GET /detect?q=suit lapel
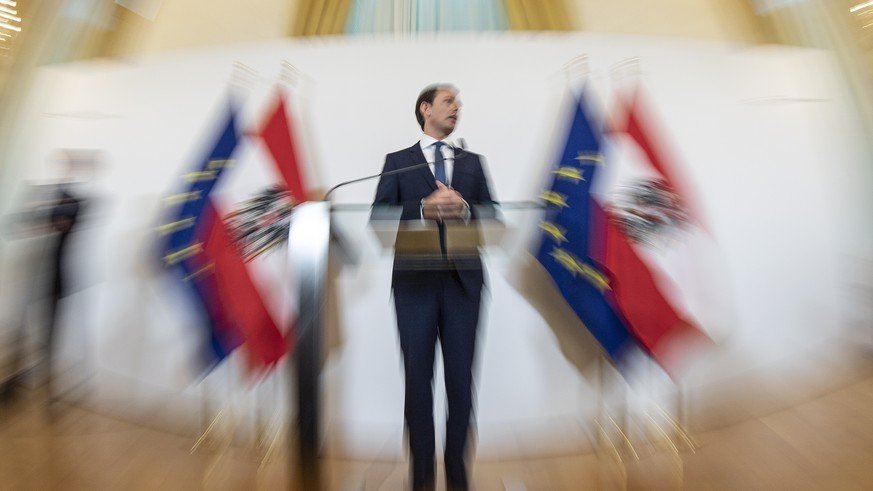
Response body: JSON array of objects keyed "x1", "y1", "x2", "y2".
[{"x1": 408, "y1": 143, "x2": 437, "y2": 192}]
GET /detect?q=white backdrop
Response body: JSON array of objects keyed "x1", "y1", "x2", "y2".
[{"x1": 1, "y1": 33, "x2": 872, "y2": 459}]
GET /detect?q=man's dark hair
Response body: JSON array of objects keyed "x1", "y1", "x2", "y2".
[{"x1": 414, "y1": 83, "x2": 457, "y2": 130}]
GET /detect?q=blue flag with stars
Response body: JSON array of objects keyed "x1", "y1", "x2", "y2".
[
  {"x1": 535, "y1": 93, "x2": 638, "y2": 362},
  {"x1": 160, "y1": 104, "x2": 244, "y2": 368}
]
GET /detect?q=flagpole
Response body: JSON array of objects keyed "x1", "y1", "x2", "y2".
[
  {"x1": 563, "y1": 53, "x2": 589, "y2": 91},
  {"x1": 596, "y1": 352, "x2": 635, "y2": 489}
]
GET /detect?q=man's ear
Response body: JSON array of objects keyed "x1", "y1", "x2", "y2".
[{"x1": 419, "y1": 101, "x2": 430, "y2": 119}]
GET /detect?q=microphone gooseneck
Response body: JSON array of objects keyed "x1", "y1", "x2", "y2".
[{"x1": 322, "y1": 141, "x2": 469, "y2": 201}]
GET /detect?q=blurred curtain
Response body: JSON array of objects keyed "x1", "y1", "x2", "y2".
[
  {"x1": 299, "y1": 0, "x2": 577, "y2": 35},
  {"x1": 344, "y1": 0, "x2": 508, "y2": 34},
  {"x1": 503, "y1": 0, "x2": 572, "y2": 31},
  {"x1": 293, "y1": 0, "x2": 354, "y2": 36}
]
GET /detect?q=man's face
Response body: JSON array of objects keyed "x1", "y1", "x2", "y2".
[{"x1": 422, "y1": 89, "x2": 460, "y2": 138}]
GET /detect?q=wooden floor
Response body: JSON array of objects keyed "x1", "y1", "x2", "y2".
[{"x1": 2, "y1": 375, "x2": 873, "y2": 491}]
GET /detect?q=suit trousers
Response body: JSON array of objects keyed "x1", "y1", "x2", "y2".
[{"x1": 393, "y1": 269, "x2": 481, "y2": 490}]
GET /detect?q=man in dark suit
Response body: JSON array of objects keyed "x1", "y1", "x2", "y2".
[{"x1": 373, "y1": 84, "x2": 495, "y2": 491}]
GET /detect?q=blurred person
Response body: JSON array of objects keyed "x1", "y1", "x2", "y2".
[
  {"x1": 44, "y1": 156, "x2": 87, "y2": 404},
  {"x1": 1, "y1": 150, "x2": 94, "y2": 405},
  {"x1": 0, "y1": 182, "x2": 59, "y2": 401},
  {"x1": 373, "y1": 84, "x2": 496, "y2": 491}
]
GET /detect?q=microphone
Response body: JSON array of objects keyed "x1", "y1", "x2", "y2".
[{"x1": 322, "y1": 141, "x2": 469, "y2": 201}]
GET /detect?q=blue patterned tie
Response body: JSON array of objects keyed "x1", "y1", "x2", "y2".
[
  {"x1": 432, "y1": 141, "x2": 448, "y2": 255},
  {"x1": 433, "y1": 141, "x2": 447, "y2": 185}
]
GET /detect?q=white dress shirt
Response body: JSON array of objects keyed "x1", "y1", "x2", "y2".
[{"x1": 418, "y1": 134, "x2": 470, "y2": 221}]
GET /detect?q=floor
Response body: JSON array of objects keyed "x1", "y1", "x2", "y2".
[{"x1": 1, "y1": 375, "x2": 873, "y2": 491}]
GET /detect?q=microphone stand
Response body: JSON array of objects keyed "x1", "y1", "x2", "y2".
[
  {"x1": 322, "y1": 162, "x2": 431, "y2": 201},
  {"x1": 322, "y1": 143, "x2": 468, "y2": 201}
]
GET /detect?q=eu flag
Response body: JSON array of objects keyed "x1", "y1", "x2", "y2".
[
  {"x1": 160, "y1": 105, "x2": 244, "y2": 370},
  {"x1": 535, "y1": 94, "x2": 637, "y2": 363}
]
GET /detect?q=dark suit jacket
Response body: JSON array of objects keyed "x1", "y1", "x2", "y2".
[{"x1": 372, "y1": 142, "x2": 496, "y2": 295}]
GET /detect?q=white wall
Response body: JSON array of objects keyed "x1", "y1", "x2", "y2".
[{"x1": 1, "y1": 32, "x2": 871, "y2": 459}]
